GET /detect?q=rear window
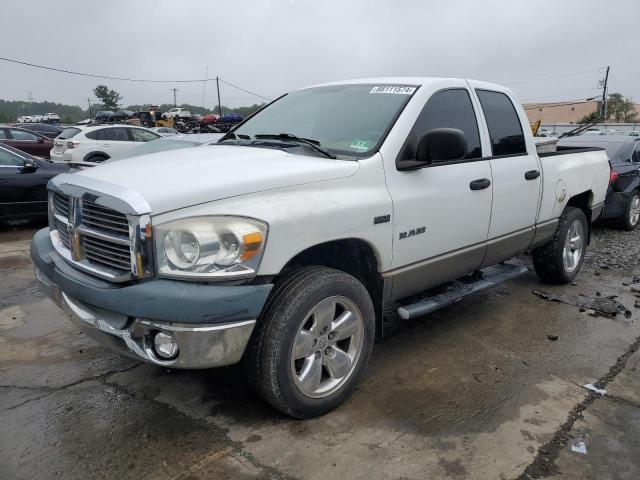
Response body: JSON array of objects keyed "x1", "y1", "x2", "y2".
[
  {"x1": 58, "y1": 128, "x2": 81, "y2": 140},
  {"x1": 476, "y1": 90, "x2": 527, "y2": 156}
]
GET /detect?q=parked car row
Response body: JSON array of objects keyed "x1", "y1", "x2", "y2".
[{"x1": 17, "y1": 113, "x2": 60, "y2": 123}]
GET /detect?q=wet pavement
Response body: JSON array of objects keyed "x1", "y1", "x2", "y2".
[{"x1": 1, "y1": 222, "x2": 639, "y2": 479}]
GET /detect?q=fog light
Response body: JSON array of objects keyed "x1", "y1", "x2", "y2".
[{"x1": 153, "y1": 331, "x2": 179, "y2": 359}]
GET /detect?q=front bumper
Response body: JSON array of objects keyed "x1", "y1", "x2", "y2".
[{"x1": 31, "y1": 228, "x2": 272, "y2": 369}]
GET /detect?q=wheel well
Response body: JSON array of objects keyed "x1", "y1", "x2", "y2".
[
  {"x1": 83, "y1": 151, "x2": 110, "y2": 162},
  {"x1": 278, "y1": 239, "x2": 385, "y2": 338},
  {"x1": 566, "y1": 190, "x2": 593, "y2": 241}
]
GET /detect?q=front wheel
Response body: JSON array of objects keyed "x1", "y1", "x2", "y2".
[
  {"x1": 532, "y1": 206, "x2": 588, "y2": 284},
  {"x1": 245, "y1": 267, "x2": 375, "y2": 418},
  {"x1": 619, "y1": 191, "x2": 640, "y2": 231}
]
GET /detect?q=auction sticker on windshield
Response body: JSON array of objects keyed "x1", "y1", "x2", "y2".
[
  {"x1": 350, "y1": 139, "x2": 373, "y2": 151},
  {"x1": 370, "y1": 86, "x2": 416, "y2": 95}
]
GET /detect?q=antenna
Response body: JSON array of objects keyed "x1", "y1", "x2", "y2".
[{"x1": 200, "y1": 66, "x2": 209, "y2": 109}]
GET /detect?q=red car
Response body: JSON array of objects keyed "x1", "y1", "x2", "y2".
[
  {"x1": 0, "y1": 126, "x2": 54, "y2": 158},
  {"x1": 201, "y1": 114, "x2": 220, "y2": 124}
]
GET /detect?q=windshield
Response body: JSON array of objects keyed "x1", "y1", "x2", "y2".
[
  {"x1": 229, "y1": 84, "x2": 417, "y2": 157},
  {"x1": 58, "y1": 127, "x2": 81, "y2": 139}
]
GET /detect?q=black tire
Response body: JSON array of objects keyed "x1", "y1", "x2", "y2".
[
  {"x1": 532, "y1": 206, "x2": 588, "y2": 284},
  {"x1": 618, "y1": 191, "x2": 640, "y2": 231},
  {"x1": 84, "y1": 154, "x2": 108, "y2": 164},
  {"x1": 244, "y1": 266, "x2": 375, "y2": 418}
]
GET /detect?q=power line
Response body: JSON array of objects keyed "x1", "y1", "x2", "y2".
[
  {"x1": 0, "y1": 56, "x2": 207, "y2": 83},
  {"x1": 507, "y1": 68, "x2": 603, "y2": 86},
  {"x1": 522, "y1": 88, "x2": 601, "y2": 103},
  {"x1": 218, "y1": 78, "x2": 272, "y2": 102},
  {"x1": 0, "y1": 56, "x2": 273, "y2": 101},
  {"x1": 523, "y1": 99, "x2": 599, "y2": 110}
]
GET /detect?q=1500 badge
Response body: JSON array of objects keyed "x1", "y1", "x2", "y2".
[{"x1": 399, "y1": 226, "x2": 426, "y2": 240}]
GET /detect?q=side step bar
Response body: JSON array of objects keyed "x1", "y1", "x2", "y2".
[{"x1": 397, "y1": 262, "x2": 528, "y2": 320}]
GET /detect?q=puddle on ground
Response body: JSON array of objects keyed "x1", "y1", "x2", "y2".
[{"x1": 532, "y1": 290, "x2": 631, "y2": 318}]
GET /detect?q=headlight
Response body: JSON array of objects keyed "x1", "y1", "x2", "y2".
[{"x1": 155, "y1": 216, "x2": 268, "y2": 280}]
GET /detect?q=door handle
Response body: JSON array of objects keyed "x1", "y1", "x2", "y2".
[
  {"x1": 469, "y1": 178, "x2": 491, "y2": 190},
  {"x1": 525, "y1": 170, "x2": 541, "y2": 180}
]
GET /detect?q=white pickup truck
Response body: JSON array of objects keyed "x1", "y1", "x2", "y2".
[{"x1": 31, "y1": 77, "x2": 610, "y2": 418}]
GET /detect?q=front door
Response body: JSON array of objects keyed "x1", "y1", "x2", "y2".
[
  {"x1": 0, "y1": 150, "x2": 48, "y2": 219},
  {"x1": 384, "y1": 87, "x2": 493, "y2": 299}
]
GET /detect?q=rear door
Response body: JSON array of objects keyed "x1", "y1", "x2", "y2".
[
  {"x1": 384, "y1": 85, "x2": 493, "y2": 299},
  {"x1": 93, "y1": 127, "x2": 135, "y2": 156},
  {"x1": 471, "y1": 86, "x2": 542, "y2": 266}
]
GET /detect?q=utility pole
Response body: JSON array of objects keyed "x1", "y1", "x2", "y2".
[
  {"x1": 216, "y1": 77, "x2": 222, "y2": 119},
  {"x1": 171, "y1": 88, "x2": 178, "y2": 107},
  {"x1": 601, "y1": 66, "x2": 610, "y2": 120},
  {"x1": 87, "y1": 98, "x2": 92, "y2": 118}
]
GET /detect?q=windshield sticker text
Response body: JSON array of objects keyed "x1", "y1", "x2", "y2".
[
  {"x1": 350, "y1": 139, "x2": 373, "y2": 151},
  {"x1": 370, "y1": 86, "x2": 416, "y2": 95}
]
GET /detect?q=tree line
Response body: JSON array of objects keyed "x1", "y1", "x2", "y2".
[
  {"x1": 0, "y1": 84, "x2": 266, "y2": 123},
  {"x1": 577, "y1": 93, "x2": 638, "y2": 124}
]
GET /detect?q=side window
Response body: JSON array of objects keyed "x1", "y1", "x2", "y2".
[
  {"x1": 0, "y1": 129, "x2": 7, "y2": 139},
  {"x1": 85, "y1": 130, "x2": 100, "y2": 140},
  {"x1": 633, "y1": 142, "x2": 640, "y2": 163},
  {"x1": 476, "y1": 90, "x2": 527, "y2": 156},
  {"x1": 398, "y1": 89, "x2": 482, "y2": 163},
  {"x1": 130, "y1": 129, "x2": 159, "y2": 142},
  {"x1": 112, "y1": 128, "x2": 131, "y2": 141},
  {"x1": 9, "y1": 129, "x2": 39, "y2": 141},
  {"x1": 0, "y1": 148, "x2": 25, "y2": 166},
  {"x1": 90, "y1": 128, "x2": 128, "y2": 141}
]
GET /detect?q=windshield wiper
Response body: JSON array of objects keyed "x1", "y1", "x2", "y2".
[{"x1": 254, "y1": 133, "x2": 337, "y2": 159}]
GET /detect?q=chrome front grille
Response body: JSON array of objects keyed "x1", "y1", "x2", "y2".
[
  {"x1": 81, "y1": 201, "x2": 130, "y2": 236},
  {"x1": 52, "y1": 192, "x2": 70, "y2": 218},
  {"x1": 47, "y1": 188, "x2": 153, "y2": 282},
  {"x1": 82, "y1": 235, "x2": 132, "y2": 271}
]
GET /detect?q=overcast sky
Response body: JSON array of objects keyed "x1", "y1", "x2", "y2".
[{"x1": 1, "y1": 0, "x2": 636, "y2": 109}]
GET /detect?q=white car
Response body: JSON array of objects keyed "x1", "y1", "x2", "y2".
[
  {"x1": 33, "y1": 77, "x2": 609, "y2": 418},
  {"x1": 163, "y1": 107, "x2": 191, "y2": 119},
  {"x1": 43, "y1": 113, "x2": 60, "y2": 123},
  {"x1": 49, "y1": 125, "x2": 161, "y2": 166},
  {"x1": 150, "y1": 127, "x2": 179, "y2": 136}
]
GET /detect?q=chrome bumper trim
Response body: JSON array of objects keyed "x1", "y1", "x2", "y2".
[{"x1": 37, "y1": 268, "x2": 256, "y2": 369}]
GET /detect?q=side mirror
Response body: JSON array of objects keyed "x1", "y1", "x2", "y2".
[
  {"x1": 397, "y1": 128, "x2": 469, "y2": 171},
  {"x1": 37, "y1": 138, "x2": 44, "y2": 143},
  {"x1": 23, "y1": 158, "x2": 39, "y2": 171}
]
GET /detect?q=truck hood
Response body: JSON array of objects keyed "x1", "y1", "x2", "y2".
[{"x1": 75, "y1": 145, "x2": 359, "y2": 213}]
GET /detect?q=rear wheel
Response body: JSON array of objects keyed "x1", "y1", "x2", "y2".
[
  {"x1": 619, "y1": 191, "x2": 640, "y2": 231},
  {"x1": 84, "y1": 154, "x2": 108, "y2": 164},
  {"x1": 245, "y1": 267, "x2": 375, "y2": 418},
  {"x1": 533, "y1": 207, "x2": 588, "y2": 284}
]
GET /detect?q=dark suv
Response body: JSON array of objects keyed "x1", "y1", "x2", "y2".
[{"x1": 559, "y1": 135, "x2": 640, "y2": 230}]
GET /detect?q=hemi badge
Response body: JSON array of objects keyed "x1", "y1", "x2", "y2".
[{"x1": 374, "y1": 214, "x2": 391, "y2": 225}]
